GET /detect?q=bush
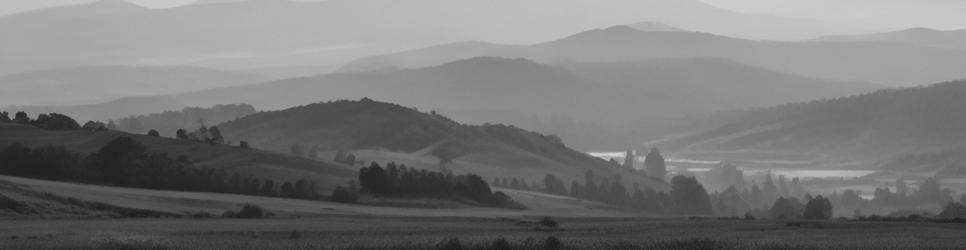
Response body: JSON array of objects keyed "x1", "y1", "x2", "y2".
[
  {"x1": 490, "y1": 237, "x2": 511, "y2": 250},
  {"x1": 544, "y1": 236, "x2": 562, "y2": 250},
  {"x1": 539, "y1": 216, "x2": 558, "y2": 228},
  {"x1": 223, "y1": 204, "x2": 266, "y2": 219}
]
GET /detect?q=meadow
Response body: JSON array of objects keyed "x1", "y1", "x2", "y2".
[{"x1": 2, "y1": 215, "x2": 966, "y2": 249}]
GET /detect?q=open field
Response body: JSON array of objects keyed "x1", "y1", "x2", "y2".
[
  {"x1": 2, "y1": 216, "x2": 966, "y2": 249},
  {"x1": 0, "y1": 175, "x2": 642, "y2": 218}
]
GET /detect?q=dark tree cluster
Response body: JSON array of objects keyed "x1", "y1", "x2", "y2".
[
  {"x1": 831, "y1": 177, "x2": 953, "y2": 214},
  {"x1": 0, "y1": 111, "x2": 80, "y2": 130},
  {"x1": 112, "y1": 104, "x2": 255, "y2": 135},
  {"x1": 355, "y1": 162, "x2": 523, "y2": 209},
  {"x1": 174, "y1": 125, "x2": 225, "y2": 145},
  {"x1": 552, "y1": 170, "x2": 676, "y2": 214},
  {"x1": 0, "y1": 137, "x2": 319, "y2": 201}
]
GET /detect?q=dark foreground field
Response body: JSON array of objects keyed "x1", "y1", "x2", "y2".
[{"x1": 1, "y1": 216, "x2": 965, "y2": 250}]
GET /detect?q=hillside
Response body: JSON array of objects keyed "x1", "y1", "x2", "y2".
[
  {"x1": 659, "y1": 80, "x2": 966, "y2": 174},
  {"x1": 0, "y1": 65, "x2": 269, "y2": 107},
  {"x1": 22, "y1": 57, "x2": 878, "y2": 150},
  {"x1": 0, "y1": 122, "x2": 357, "y2": 193},
  {"x1": 216, "y1": 98, "x2": 668, "y2": 191},
  {"x1": 344, "y1": 25, "x2": 966, "y2": 86},
  {"x1": 819, "y1": 27, "x2": 966, "y2": 51},
  {"x1": 0, "y1": 0, "x2": 853, "y2": 75},
  {"x1": 111, "y1": 103, "x2": 256, "y2": 136}
]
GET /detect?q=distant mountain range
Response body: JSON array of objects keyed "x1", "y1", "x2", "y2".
[
  {"x1": 344, "y1": 25, "x2": 966, "y2": 87},
  {"x1": 818, "y1": 27, "x2": 966, "y2": 51},
  {"x1": 0, "y1": 66, "x2": 268, "y2": 107},
  {"x1": 0, "y1": 0, "x2": 855, "y2": 76},
  {"x1": 216, "y1": 98, "x2": 667, "y2": 190},
  {"x1": 660, "y1": 80, "x2": 966, "y2": 175},
  {"x1": 11, "y1": 57, "x2": 879, "y2": 150}
]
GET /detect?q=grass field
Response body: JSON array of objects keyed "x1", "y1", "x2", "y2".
[{"x1": 2, "y1": 216, "x2": 966, "y2": 249}]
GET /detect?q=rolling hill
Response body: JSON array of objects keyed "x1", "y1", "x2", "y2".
[
  {"x1": 12, "y1": 57, "x2": 879, "y2": 150},
  {"x1": 0, "y1": 0, "x2": 853, "y2": 76},
  {"x1": 819, "y1": 27, "x2": 966, "y2": 51},
  {"x1": 215, "y1": 98, "x2": 668, "y2": 191},
  {"x1": 0, "y1": 122, "x2": 357, "y2": 193},
  {"x1": 0, "y1": 65, "x2": 269, "y2": 107},
  {"x1": 659, "y1": 80, "x2": 966, "y2": 175},
  {"x1": 343, "y1": 25, "x2": 966, "y2": 86}
]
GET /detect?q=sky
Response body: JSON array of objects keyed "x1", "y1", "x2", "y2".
[{"x1": 1, "y1": 0, "x2": 964, "y2": 31}]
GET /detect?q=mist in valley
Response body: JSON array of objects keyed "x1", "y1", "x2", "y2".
[{"x1": 3, "y1": 0, "x2": 966, "y2": 249}]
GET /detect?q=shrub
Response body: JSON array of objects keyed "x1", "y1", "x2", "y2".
[
  {"x1": 544, "y1": 236, "x2": 562, "y2": 250},
  {"x1": 539, "y1": 216, "x2": 558, "y2": 228},
  {"x1": 331, "y1": 186, "x2": 356, "y2": 203},
  {"x1": 223, "y1": 204, "x2": 265, "y2": 218},
  {"x1": 490, "y1": 237, "x2": 511, "y2": 250}
]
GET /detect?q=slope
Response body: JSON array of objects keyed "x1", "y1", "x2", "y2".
[
  {"x1": 659, "y1": 80, "x2": 966, "y2": 174},
  {"x1": 0, "y1": 122, "x2": 357, "y2": 193},
  {"x1": 818, "y1": 27, "x2": 966, "y2": 51},
  {"x1": 13, "y1": 57, "x2": 879, "y2": 150},
  {"x1": 0, "y1": 65, "x2": 269, "y2": 107},
  {"x1": 344, "y1": 26, "x2": 966, "y2": 86},
  {"x1": 215, "y1": 98, "x2": 668, "y2": 191}
]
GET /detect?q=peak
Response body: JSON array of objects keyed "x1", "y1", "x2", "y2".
[
  {"x1": 629, "y1": 21, "x2": 686, "y2": 32},
  {"x1": 438, "y1": 57, "x2": 541, "y2": 68}
]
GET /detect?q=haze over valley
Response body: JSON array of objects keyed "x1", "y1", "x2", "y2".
[{"x1": 3, "y1": 1, "x2": 966, "y2": 249}]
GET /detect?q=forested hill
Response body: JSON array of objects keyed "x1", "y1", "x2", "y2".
[
  {"x1": 217, "y1": 98, "x2": 667, "y2": 190},
  {"x1": 662, "y1": 80, "x2": 966, "y2": 174}
]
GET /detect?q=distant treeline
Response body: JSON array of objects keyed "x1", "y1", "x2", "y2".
[
  {"x1": 112, "y1": 104, "x2": 255, "y2": 136},
  {"x1": 0, "y1": 137, "x2": 320, "y2": 200},
  {"x1": 1, "y1": 111, "x2": 81, "y2": 130},
  {"x1": 349, "y1": 162, "x2": 524, "y2": 209}
]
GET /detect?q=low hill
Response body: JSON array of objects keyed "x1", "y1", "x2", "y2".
[
  {"x1": 216, "y1": 98, "x2": 667, "y2": 191},
  {"x1": 818, "y1": 27, "x2": 966, "y2": 51},
  {"x1": 0, "y1": 65, "x2": 269, "y2": 107},
  {"x1": 26, "y1": 57, "x2": 878, "y2": 150},
  {"x1": 344, "y1": 25, "x2": 966, "y2": 86},
  {"x1": 0, "y1": 122, "x2": 356, "y2": 193},
  {"x1": 659, "y1": 80, "x2": 966, "y2": 174}
]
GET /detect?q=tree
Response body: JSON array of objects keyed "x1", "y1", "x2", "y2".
[
  {"x1": 670, "y1": 175, "x2": 713, "y2": 215},
  {"x1": 89, "y1": 137, "x2": 147, "y2": 185},
  {"x1": 147, "y1": 129, "x2": 160, "y2": 137},
  {"x1": 0, "y1": 111, "x2": 9, "y2": 122},
  {"x1": 917, "y1": 177, "x2": 945, "y2": 203},
  {"x1": 208, "y1": 126, "x2": 224, "y2": 144},
  {"x1": 644, "y1": 148, "x2": 666, "y2": 181},
  {"x1": 938, "y1": 202, "x2": 966, "y2": 219},
  {"x1": 281, "y1": 182, "x2": 296, "y2": 197},
  {"x1": 895, "y1": 178, "x2": 908, "y2": 198},
  {"x1": 622, "y1": 150, "x2": 635, "y2": 169},
  {"x1": 106, "y1": 120, "x2": 117, "y2": 130},
  {"x1": 308, "y1": 145, "x2": 319, "y2": 159},
  {"x1": 569, "y1": 180, "x2": 582, "y2": 198},
  {"x1": 769, "y1": 197, "x2": 804, "y2": 220},
  {"x1": 239, "y1": 141, "x2": 251, "y2": 149},
  {"x1": 331, "y1": 186, "x2": 355, "y2": 203},
  {"x1": 803, "y1": 195, "x2": 833, "y2": 220},
  {"x1": 176, "y1": 129, "x2": 189, "y2": 140},
  {"x1": 82, "y1": 121, "x2": 106, "y2": 131},
  {"x1": 32, "y1": 113, "x2": 80, "y2": 130},
  {"x1": 13, "y1": 112, "x2": 29, "y2": 124}
]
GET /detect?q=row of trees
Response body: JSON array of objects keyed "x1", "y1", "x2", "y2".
[
  {"x1": 0, "y1": 111, "x2": 81, "y2": 130},
  {"x1": 353, "y1": 162, "x2": 523, "y2": 209},
  {"x1": 0, "y1": 137, "x2": 318, "y2": 200}
]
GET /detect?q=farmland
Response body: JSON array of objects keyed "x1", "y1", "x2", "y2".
[{"x1": 2, "y1": 216, "x2": 966, "y2": 249}]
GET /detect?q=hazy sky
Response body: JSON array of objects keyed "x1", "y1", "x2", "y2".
[{"x1": 1, "y1": 0, "x2": 964, "y2": 31}]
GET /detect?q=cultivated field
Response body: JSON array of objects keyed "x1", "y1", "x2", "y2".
[{"x1": 2, "y1": 216, "x2": 966, "y2": 249}]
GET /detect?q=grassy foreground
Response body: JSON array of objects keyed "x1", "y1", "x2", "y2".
[{"x1": 1, "y1": 216, "x2": 965, "y2": 249}]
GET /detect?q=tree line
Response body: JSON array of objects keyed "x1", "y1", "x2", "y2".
[
  {"x1": 0, "y1": 136, "x2": 320, "y2": 200},
  {"x1": 344, "y1": 162, "x2": 524, "y2": 209}
]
